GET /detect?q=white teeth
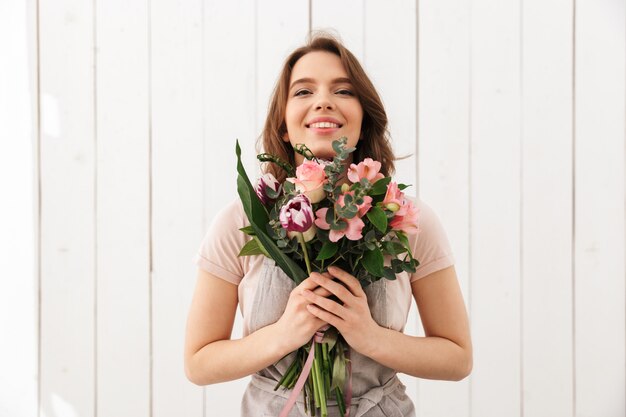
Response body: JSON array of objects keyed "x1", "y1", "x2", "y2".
[{"x1": 309, "y1": 122, "x2": 340, "y2": 128}]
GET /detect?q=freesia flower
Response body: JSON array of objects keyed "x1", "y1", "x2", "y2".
[
  {"x1": 347, "y1": 158, "x2": 384, "y2": 184},
  {"x1": 279, "y1": 194, "x2": 316, "y2": 242},
  {"x1": 255, "y1": 173, "x2": 281, "y2": 205},
  {"x1": 382, "y1": 181, "x2": 403, "y2": 212},
  {"x1": 389, "y1": 199, "x2": 420, "y2": 235},
  {"x1": 286, "y1": 159, "x2": 328, "y2": 203},
  {"x1": 314, "y1": 207, "x2": 366, "y2": 242}
]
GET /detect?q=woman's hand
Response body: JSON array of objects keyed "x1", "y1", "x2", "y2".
[
  {"x1": 301, "y1": 266, "x2": 381, "y2": 355},
  {"x1": 274, "y1": 277, "x2": 333, "y2": 352}
]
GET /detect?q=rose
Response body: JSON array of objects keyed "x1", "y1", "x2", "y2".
[
  {"x1": 286, "y1": 159, "x2": 328, "y2": 203},
  {"x1": 279, "y1": 194, "x2": 317, "y2": 242},
  {"x1": 389, "y1": 199, "x2": 420, "y2": 235},
  {"x1": 347, "y1": 158, "x2": 384, "y2": 184},
  {"x1": 255, "y1": 173, "x2": 282, "y2": 205}
]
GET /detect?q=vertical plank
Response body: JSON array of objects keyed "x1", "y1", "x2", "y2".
[
  {"x1": 522, "y1": 1, "x2": 574, "y2": 416},
  {"x1": 363, "y1": 0, "x2": 421, "y2": 408},
  {"x1": 417, "y1": 0, "x2": 471, "y2": 415},
  {"x1": 95, "y1": 1, "x2": 150, "y2": 416},
  {"x1": 201, "y1": 0, "x2": 259, "y2": 415},
  {"x1": 470, "y1": 0, "x2": 522, "y2": 416},
  {"x1": 151, "y1": 0, "x2": 205, "y2": 416},
  {"x1": 311, "y1": 0, "x2": 364, "y2": 61},
  {"x1": 39, "y1": 1, "x2": 96, "y2": 416},
  {"x1": 575, "y1": 0, "x2": 626, "y2": 415},
  {"x1": 0, "y1": 0, "x2": 39, "y2": 416}
]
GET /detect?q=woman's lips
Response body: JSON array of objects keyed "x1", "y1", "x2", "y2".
[{"x1": 307, "y1": 126, "x2": 341, "y2": 135}]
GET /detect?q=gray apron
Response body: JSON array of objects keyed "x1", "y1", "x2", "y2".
[{"x1": 241, "y1": 258, "x2": 416, "y2": 417}]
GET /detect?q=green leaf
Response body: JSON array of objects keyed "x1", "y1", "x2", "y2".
[
  {"x1": 382, "y1": 267, "x2": 397, "y2": 280},
  {"x1": 366, "y1": 206, "x2": 387, "y2": 233},
  {"x1": 238, "y1": 237, "x2": 269, "y2": 257},
  {"x1": 239, "y1": 225, "x2": 255, "y2": 236},
  {"x1": 236, "y1": 141, "x2": 308, "y2": 284},
  {"x1": 370, "y1": 176, "x2": 392, "y2": 195},
  {"x1": 316, "y1": 242, "x2": 338, "y2": 261},
  {"x1": 362, "y1": 246, "x2": 384, "y2": 277},
  {"x1": 398, "y1": 183, "x2": 410, "y2": 190}
]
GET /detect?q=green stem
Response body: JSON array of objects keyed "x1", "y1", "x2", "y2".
[{"x1": 299, "y1": 233, "x2": 312, "y2": 275}]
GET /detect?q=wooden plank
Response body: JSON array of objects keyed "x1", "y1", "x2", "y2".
[
  {"x1": 151, "y1": 0, "x2": 205, "y2": 416},
  {"x1": 416, "y1": 0, "x2": 471, "y2": 414},
  {"x1": 38, "y1": 1, "x2": 96, "y2": 416},
  {"x1": 470, "y1": 0, "x2": 522, "y2": 416},
  {"x1": 95, "y1": 1, "x2": 150, "y2": 416},
  {"x1": 575, "y1": 0, "x2": 626, "y2": 415},
  {"x1": 0, "y1": 1, "x2": 39, "y2": 416},
  {"x1": 201, "y1": 0, "x2": 265, "y2": 414},
  {"x1": 311, "y1": 0, "x2": 364, "y2": 61},
  {"x1": 521, "y1": 1, "x2": 574, "y2": 416},
  {"x1": 362, "y1": 0, "x2": 421, "y2": 408}
]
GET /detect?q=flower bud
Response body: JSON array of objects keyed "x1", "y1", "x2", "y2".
[
  {"x1": 255, "y1": 173, "x2": 281, "y2": 205},
  {"x1": 385, "y1": 202, "x2": 400, "y2": 212},
  {"x1": 341, "y1": 183, "x2": 350, "y2": 193},
  {"x1": 279, "y1": 194, "x2": 315, "y2": 235}
]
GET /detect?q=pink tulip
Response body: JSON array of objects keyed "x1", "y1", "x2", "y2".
[
  {"x1": 347, "y1": 158, "x2": 384, "y2": 184},
  {"x1": 279, "y1": 195, "x2": 316, "y2": 241}
]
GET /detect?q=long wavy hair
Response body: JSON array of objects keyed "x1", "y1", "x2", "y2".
[{"x1": 259, "y1": 31, "x2": 396, "y2": 183}]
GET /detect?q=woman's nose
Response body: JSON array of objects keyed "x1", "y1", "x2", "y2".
[{"x1": 314, "y1": 92, "x2": 334, "y2": 110}]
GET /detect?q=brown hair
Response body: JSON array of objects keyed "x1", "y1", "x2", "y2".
[{"x1": 259, "y1": 31, "x2": 396, "y2": 183}]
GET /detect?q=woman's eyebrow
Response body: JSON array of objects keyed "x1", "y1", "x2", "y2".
[{"x1": 289, "y1": 77, "x2": 352, "y2": 90}]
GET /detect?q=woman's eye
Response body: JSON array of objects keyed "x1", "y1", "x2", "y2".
[
  {"x1": 336, "y1": 89, "x2": 354, "y2": 96},
  {"x1": 294, "y1": 89, "x2": 311, "y2": 96}
]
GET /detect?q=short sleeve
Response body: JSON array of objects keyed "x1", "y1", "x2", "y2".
[
  {"x1": 409, "y1": 198, "x2": 455, "y2": 282},
  {"x1": 192, "y1": 199, "x2": 248, "y2": 285}
]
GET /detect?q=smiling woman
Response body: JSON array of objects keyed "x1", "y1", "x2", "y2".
[{"x1": 184, "y1": 32, "x2": 472, "y2": 417}]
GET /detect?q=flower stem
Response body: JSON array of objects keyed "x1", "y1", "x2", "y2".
[{"x1": 298, "y1": 233, "x2": 312, "y2": 275}]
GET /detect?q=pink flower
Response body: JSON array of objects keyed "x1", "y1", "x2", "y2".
[
  {"x1": 315, "y1": 207, "x2": 366, "y2": 242},
  {"x1": 286, "y1": 159, "x2": 328, "y2": 203},
  {"x1": 255, "y1": 173, "x2": 281, "y2": 205},
  {"x1": 389, "y1": 199, "x2": 420, "y2": 235},
  {"x1": 279, "y1": 195, "x2": 316, "y2": 241},
  {"x1": 347, "y1": 158, "x2": 384, "y2": 184},
  {"x1": 382, "y1": 182, "x2": 404, "y2": 212},
  {"x1": 337, "y1": 192, "x2": 373, "y2": 217}
]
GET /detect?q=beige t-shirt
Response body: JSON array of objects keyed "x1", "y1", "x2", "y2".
[{"x1": 193, "y1": 197, "x2": 455, "y2": 336}]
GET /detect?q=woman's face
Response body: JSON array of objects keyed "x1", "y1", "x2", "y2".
[{"x1": 284, "y1": 51, "x2": 363, "y2": 165}]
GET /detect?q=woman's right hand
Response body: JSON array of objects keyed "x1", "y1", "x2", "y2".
[{"x1": 274, "y1": 273, "x2": 332, "y2": 351}]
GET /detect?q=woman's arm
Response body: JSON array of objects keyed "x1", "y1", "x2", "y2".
[
  {"x1": 302, "y1": 265, "x2": 472, "y2": 381},
  {"x1": 184, "y1": 268, "x2": 331, "y2": 386}
]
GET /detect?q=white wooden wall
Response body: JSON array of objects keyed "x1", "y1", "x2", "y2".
[{"x1": 1, "y1": 0, "x2": 625, "y2": 416}]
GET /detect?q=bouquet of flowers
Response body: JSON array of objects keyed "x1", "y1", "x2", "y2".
[{"x1": 235, "y1": 137, "x2": 420, "y2": 417}]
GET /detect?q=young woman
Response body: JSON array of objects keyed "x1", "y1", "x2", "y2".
[{"x1": 185, "y1": 33, "x2": 472, "y2": 417}]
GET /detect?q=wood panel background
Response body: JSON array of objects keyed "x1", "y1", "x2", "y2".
[{"x1": 1, "y1": 0, "x2": 624, "y2": 416}]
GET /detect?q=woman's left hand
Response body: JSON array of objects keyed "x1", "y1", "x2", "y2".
[{"x1": 301, "y1": 265, "x2": 380, "y2": 355}]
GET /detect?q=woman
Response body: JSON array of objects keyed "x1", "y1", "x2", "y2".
[{"x1": 185, "y1": 32, "x2": 472, "y2": 417}]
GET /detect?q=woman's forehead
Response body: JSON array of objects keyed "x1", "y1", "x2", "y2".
[{"x1": 290, "y1": 51, "x2": 349, "y2": 82}]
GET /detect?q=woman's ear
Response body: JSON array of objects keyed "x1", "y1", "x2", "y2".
[{"x1": 282, "y1": 131, "x2": 290, "y2": 142}]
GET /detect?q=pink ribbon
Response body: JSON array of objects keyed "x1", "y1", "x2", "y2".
[{"x1": 278, "y1": 332, "x2": 352, "y2": 417}]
